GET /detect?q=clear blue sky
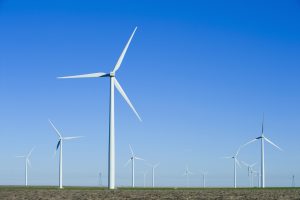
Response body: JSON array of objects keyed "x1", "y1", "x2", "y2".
[{"x1": 1, "y1": 0, "x2": 300, "y2": 187}]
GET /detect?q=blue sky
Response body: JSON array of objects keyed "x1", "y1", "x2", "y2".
[{"x1": 1, "y1": 0, "x2": 300, "y2": 187}]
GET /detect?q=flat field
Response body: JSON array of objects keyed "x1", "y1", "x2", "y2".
[{"x1": 0, "y1": 187, "x2": 299, "y2": 200}]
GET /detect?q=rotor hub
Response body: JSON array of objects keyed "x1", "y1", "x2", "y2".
[{"x1": 110, "y1": 72, "x2": 115, "y2": 77}]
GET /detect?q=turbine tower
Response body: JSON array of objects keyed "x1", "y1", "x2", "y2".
[
  {"x1": 184, "y1": 166, "x2": 193, "y2": 187},
  {"x1": 253, "y1": 170, "x2": 261, "y2": 187},
  {"x1": 242, "y1": 161, "x2": 256, "y2": 187},
  {"x1": 124, "y1": 144, "x2": 145, "y2": 187},
  {"x1": 223, "y1": 147, "x2": 241, "y2": 188},
  {"x1": 58, "y1": 27, "x2": 141, "y2": 189},
  {"x1": 142, "y1": 171, "x2": 148, "y2": 187},
  {"x1": 201, "y1": 171, "x2": 207, "y2": 188},
  {"x1": 17, "y1": 147, "x2": 34, "y2": 186},
  {"x1": 292, "y1": 175, "x2": 295, "y2": 187},
  {"x1": 148, "y1": 163, "x2": 159, "y2": 188},
  {"x1": 243, "y1": 114, "x2": 282, "y2": 188},
  {"x1": 49, "y1": 119, "x2": 82, "y2": 189}
]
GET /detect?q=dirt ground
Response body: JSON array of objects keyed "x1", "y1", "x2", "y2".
[{"x1": 0, "y1": 187, "x2": 300, "y2": 200}]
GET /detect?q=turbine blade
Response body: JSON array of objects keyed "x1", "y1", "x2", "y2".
[
  {"x1": 124, "y1": 159, "x2": 131, "y2": 167},
  {"x1": 16, "y1": 156, "x2": 25, "y2": 158},
  {"x1": 154, "y1": 163, "x2": 160, "y2": 168},
  {"x1": 27, "y1": 159, "x2": 32, "y2": 167},
  {"x1": 235, "y1": 158, "x2": 241, "y2": 168},
  {"x1": 241, "y1": 161, "x2": 249, "y2": 167},
  {"x1": 63, "y1": 136, "x2": 83, "y2": 140},
  {"x1": 58, "y1": 72, "x2": 107, "y2": 79},
  {"x1": 250, "y1": 163, "x2": 256, "y2": 168},
  {"x1": 27, "y1": 147, "x2": 35, "y2": 158},
  {"x1": 135, "y1": 156, "x2": 145, "y2": 161},
  {"x1": 114, "y1": 78, "x2": 142, "y2": 121},
  {"x1": 129, "y1": 144, "x2": 134, "y2": 156},
  {"x1": 262, "y1": 113, "x2": 265, "y2": 135},
  {"x1": 264, "y1": 137, "x2": 283, "y2": 151},
  {"x1": 112, "y1": 27, "x2": 137, "y2": 73},
  {"x1": 49, "y1": 119, "x2": 63, "y2": 138},
  {"x1": 242, "y1": 138, "x2": 258, "y2": 148},
  {"x1": 56, "y1": 140, "x2": 61, "y2": 150},
  {"x1": 222, "y1": 156, "x2": 232, "y2": 159}
]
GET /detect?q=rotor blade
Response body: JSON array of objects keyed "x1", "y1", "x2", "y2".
[
  {"x1": 242, "y1": 138, "x2": 258, "y2": 148},
  {"x1": 56, "y1": 140, "x2": 61, "y2": 150},
  {"x1": 262, "y1": 113, "x2": 265, "y2": 135},
  {"x1": 63, "y1": 136, "x2": 83, "y2": 140},
  {"x1": 58, "y1": 72, "x2": 107, "y2": 79},
  {"x1": 112, "y1": 27, "x2": 137, "y2": 73},
  {"x1": 49, "y1": 119, "x2": 63, "y2": 138},
  {"x1": 264, "y1": 137, "x2": 283, "y2": 151},
  {"x1": 250, "y1": 163, "x2": 257, "y2": 168},
  {"x1": 16, "y1": 156, "x2": 25, "y2": 158},
  {"x1": 235, "y1": 145, "x2": 243, "y2": 156},
  {"x1": 135, "y1": 156, "x2": 145, "y2": 161},
  {"x1": 27, "y1": 147, "x2": 35, "y2": 158},
  {"x1": 27, "y1": 159, "x2": 32, "y2": 167},
  {"x1": 241, "y1": 161, "x2": 249, "y2": 167},
  {"x1": 235, "y1": 158, "x2": 241, "y2": 168},
  {"x1": 129, "y1": 144, "x2": 134, "y2": 156},
  {"x1": 124, "y1": 159, "x2": 131, "y2": 167},
  {"x1": 154, "y1": 163, "x2": 160, "y2": 168},
  {"x1": 114, "y1": 78, "x2": 142, "y2": 121},
  {"x1": 222, "y1": 156, "x2": 232, "y2": 159}
]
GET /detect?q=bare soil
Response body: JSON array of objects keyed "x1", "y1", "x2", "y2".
[{"x1": 0, "y1": 187, "x2": 300, "y2": 200}]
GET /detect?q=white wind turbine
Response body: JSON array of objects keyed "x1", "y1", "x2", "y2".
[
  {"x1": 142, "y1": 170, "x2": 148, "y2": 187},
  {"x1": 243, "y1": 115, "x2": 282, "y2": 188},
  {"x1": 223, "y1": 147, "x2": 241, "y2": 188},
  {"x1": 58, "y1": 27, "x2": 141, "y2": 189},
  {"x1": 49, "y1": 119, "x2": 82, "y2": 189},
  {"x1": 241, "y1": 161, "x2": 256, "y2": 187},
  {"x1": 184, "y1": 166, "x2": 193, "y2": 187},
  {"x1": 201, "y1": 171, "x2": 207, "y2": 188},
  {"x1": 148, "y1": 162, "x2": 159, "y2": 188},
  {"x1": 124, "y1": 144, "x2": 145, "y2": 187},
  {"x1": 253, "y1": 170, "x2": 260, "y2": 187},
  {"x1": 16, "y1": 147, "x2": 34, "y2": 186}
]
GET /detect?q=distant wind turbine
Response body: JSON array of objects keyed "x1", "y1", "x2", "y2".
[
  {"x1": 124, "y1": 144, "x2": 145, "y2": 187},
  {"x1": 243, "y1": 114, "x2": 282, "y2": 188},
  {"x1": 241, "y1": 161, "x2": 256, "y2": 187},
  {"x1": 58, "y1": 27, "x2": 141, "y2": 190},
  {"x1": 223, "y1": 147, "x2": 242, "y2": 188},
  {"x1": 148, "y1": 163, "x2": 159, "y2": 188},
  {"x1": 49, "y1": 119, "x2": 83, "y2": 189},
  {"x1": 142, "y1": 171, "x2": 148, "y2": 187},
  {"x1": 16, "y1": 147, "x2": 34, "y2": 186},
  {"x1": 201, "y1": 171, "x2": 207, "y2": 188},
  {"x1": 184, "y1": 166, "x2": 193, "y2": 187},
  {"x1": 253, "y1": 170, "x2": 260, "y2": 187},
  {"x1": 292, "y1": 175, "x2": 295, "y2": 187}
]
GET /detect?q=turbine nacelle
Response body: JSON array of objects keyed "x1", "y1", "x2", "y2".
[{"x1": 109, "y1": 72, "x2": 115, "y2": 77}]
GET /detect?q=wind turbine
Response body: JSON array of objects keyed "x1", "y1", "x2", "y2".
[
  {"x1": 148, "y1": 162, "x2": 159, "y2": 188},
  {"x1": 16, "y1": 147, "x2": 34, "y2": 186},
  {"x1": 292, "y1": 175, "x2": 295, "y2": 187},
  {"x1": 184, "y1": 166, "x2": 193, "y2": 187},
  {"x1": 58, "y1": 27, "x2": 141, "y2": 190},
  {"x1": 98, "y1": 172, "x2": 102, "y2": 186},
  {"x1": 223, "y1": 147, "x2": 241, "y2": 188},
  {"x1": 201, "y1": 171, "x2": 207, "y2": 188},
  {"x1": 124, "y1": 144, "x2": 145, "y2": 187},
  {"x1": 243, "y1": 114, "x2": 282, "y2": 188},
  {"x1": 253, "y1": 170, "x2": 260, "y2": 187},
  {"x1": 142, "y1": 171, "x2": 148, "y2": 187},
  {"x1": 49, "y1": 119, "x2": 83, "y2": 189},
  {"x1": 241, "y1": 161, "x2": 256, "y2": 187}
]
